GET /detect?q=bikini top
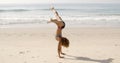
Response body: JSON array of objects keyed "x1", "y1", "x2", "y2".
[
  {"x1": 61, "y1": 21, "x2": 65, "y2": 29},
  {"x1": 58, "y1": 21, "x2": 65, "y2": 29}
]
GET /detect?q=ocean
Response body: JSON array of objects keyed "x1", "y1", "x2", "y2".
[{"x1": 0, "y1": 3, "x2": 120, "y2": 28}]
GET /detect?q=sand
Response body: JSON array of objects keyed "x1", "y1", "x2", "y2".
[{"x1": 0, "y1": 27, "x2": 120, "y2": 63}]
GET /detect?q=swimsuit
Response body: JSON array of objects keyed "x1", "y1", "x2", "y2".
[
  {"x1": 56, "y1": 21, "x2": 65, "y2": 39},
  {"x1": 61, "y1": 21, "x2": 65, "y2": 29},
  {"x1": 56, "y1": 34, "x2": 62, "y2": 38}
]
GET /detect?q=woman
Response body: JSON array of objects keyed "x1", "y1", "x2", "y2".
[{"x1": 48, "y1": 7, "x2": 69, "y2": 58}]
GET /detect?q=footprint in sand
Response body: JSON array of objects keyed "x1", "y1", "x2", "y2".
[
  {"x1": 19, "y1": 51, "x2": 26, "y2": 54},
  {"x1": 24, "y1": 61, "x2": 27, "y2": 63},
  {"x1": 19, "y1": 50, "x2": 31, "y2": 54}
]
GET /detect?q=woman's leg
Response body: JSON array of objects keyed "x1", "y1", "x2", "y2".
[{"x1": 51, "y1": 7, "x2": 63, "y2": 21}]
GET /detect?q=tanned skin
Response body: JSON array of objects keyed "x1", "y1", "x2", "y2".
[{"x1": 48, "y1": 7, "x2": 65, "y2": 58}]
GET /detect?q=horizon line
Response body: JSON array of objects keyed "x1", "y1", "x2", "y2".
[{"x1": 0, "y1": 2, "x2": 120, "y2": 5}]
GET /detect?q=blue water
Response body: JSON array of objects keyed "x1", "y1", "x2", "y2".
[{"x1": 0, "y1": 3, "x2": 120, "y2": 28}]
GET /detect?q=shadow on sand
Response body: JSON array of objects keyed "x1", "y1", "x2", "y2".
[{"x1": 65, "y1": 54, "x2": 113, "y2": 63}]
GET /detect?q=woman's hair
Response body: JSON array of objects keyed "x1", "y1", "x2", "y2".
[{"x1": 61, "y1": 37, "x2": 69, "y2": 48}]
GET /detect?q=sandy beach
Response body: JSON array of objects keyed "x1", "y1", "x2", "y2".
[{"x1": 0, "y1": 27, "x2": 120, "y2": 63}]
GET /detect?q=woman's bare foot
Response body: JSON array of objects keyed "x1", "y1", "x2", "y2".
[
  {"x1": 50, "y1": 7, "x2": 54, "y2": 10},
  {"x1": 59, "y1": 56, "x2": 64, "y2": 58}
]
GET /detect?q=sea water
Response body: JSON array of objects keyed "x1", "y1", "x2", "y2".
[{"x1": 0, "y1": 3, "x2": 120, "y2": 28}]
